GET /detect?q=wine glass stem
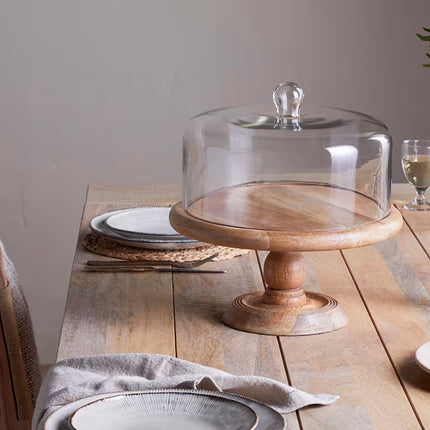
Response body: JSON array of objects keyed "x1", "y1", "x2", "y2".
[{"x1": 415, "y1": 187, "x2": 429, "y2": 205}]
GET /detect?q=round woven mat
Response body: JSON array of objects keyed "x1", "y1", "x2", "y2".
[{"x1": 83, "y1": 233, "x2": 251, "y2": 262}]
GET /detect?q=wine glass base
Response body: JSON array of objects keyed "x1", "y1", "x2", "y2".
[{"x1": 403, "y1": 202, "x2": 430, "y2": 211}]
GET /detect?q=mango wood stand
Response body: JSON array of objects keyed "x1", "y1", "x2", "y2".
[{"x1": 169, "y1": 184, "x2": 403, "y2": 335}]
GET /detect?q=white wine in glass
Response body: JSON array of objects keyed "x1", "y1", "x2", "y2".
[{"x1": 401, "y1": 139, "x2": 430, "y2": 210}]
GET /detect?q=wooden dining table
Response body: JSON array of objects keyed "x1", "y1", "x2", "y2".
[{"x1": 57, "y1": 183, "x2": 430, "y2": 430}]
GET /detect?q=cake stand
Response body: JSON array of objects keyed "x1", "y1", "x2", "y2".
[{"x1": 170, "y1": 182, "x2": 403, "y2": 336}]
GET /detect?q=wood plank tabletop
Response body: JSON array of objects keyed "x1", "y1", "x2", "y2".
[{"x1": 57, "y1": 183, "x2": 430, "y2": 430}]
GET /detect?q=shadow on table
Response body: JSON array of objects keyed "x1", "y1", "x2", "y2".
[{"x1": 399, "y1": 355, "x2": 430, "y2": 391}]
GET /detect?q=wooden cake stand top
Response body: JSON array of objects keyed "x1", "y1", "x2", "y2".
[
  {"x1": 169, "y1": 183, "x2": 403, "y2": 336},
  {"x1": 170, "y1": 183, "x2": 403, "y2": 252}
]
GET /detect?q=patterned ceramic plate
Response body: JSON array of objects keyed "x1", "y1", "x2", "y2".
[
  {"x1": 43, "y1": 389, "x2": 286, "y2": 430},
  {"x1": 68, "y1": 390, "x2": 258, "y2": 430}
]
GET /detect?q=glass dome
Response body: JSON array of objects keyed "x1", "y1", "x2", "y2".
[{"x1": 182, "y1": 82, "x2": 392, "y2": 233}]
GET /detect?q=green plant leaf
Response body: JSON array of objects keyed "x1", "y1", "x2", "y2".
[
  {"x1": 417, "y1": 27, "x2": 430, "y2": 68},
  {"x1": 417, "y1": 33, "x2": 430, "y2": 41}
]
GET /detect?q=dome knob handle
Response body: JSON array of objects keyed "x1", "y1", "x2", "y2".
[{"x1": 273, "y1": 82, "x2": 304, "y2": 119}]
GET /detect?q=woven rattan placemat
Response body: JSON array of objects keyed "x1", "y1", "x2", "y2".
[{"x1": 83, "y1": 233, "x2": 251, "y2": 262}]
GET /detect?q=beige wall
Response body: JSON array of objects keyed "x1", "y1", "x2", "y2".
[{"x1": 1, "y1": 0, "x2": 429, "y2": 363}]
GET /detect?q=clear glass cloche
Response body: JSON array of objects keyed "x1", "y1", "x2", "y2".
[{"x1": 182, "y1": 82, "x2": 392, "y2": 233}]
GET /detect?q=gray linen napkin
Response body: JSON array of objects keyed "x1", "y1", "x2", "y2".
[{"x1": 33, "y1": 353, "x2": 338, "y2": 429}]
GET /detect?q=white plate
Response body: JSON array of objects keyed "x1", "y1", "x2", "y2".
[
  {"x1": 415, "y1": 341, "x2": 430, "y2": 373},
  {"x1": 69, "y1": 391, "x2": 258, "y2": 430},
  {"x1": 106, "y1": 207, "x2": 182, "y2": 237},
  {"x1": 43, "y1": 389, "x2": 286, "y2": 430},
  {"x1": 90, "y1": 209, "x2": 202, "y2": 250}
]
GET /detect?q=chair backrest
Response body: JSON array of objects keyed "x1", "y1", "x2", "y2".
[{"x1": 0, "y1": 242, "x2": 41, "y2": 430}]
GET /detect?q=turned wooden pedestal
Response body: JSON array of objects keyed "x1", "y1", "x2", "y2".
[
  {"x1": 169, "y1": 183, "x2": 403, "y2": 335},
  {"x1": 223, "y1": 251, "x2": 348, "y2": 335}
]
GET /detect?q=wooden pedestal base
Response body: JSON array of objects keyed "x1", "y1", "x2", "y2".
[
  {"x1": 223, "y1": 251, "x2": 348, "y2": 335},
  {"x1": 223, "y1": 291, "x2": 348, "y2": 336}
]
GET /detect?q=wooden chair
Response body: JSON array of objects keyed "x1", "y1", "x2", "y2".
[{"x1": 0, "y1": 241, "x2": 41, "y2": 430}]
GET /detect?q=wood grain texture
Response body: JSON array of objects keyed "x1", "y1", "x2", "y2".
[
  {"x1": 173, "y1": 251, "x2": 300, "y2": 429},
  {"x1": 57, "y1": 184, "x2": 430, "y2": 430},
  {"x1": 174, "y1": 252, "x2": 281, "y2": 373},
  {"x1": 56, "y1": 201, "x2": 175, "y2": 361},
  {"x1": 397, "y1": 206, "x2": 430, "y2": 259},
  {"x1": 188, "y1": 182, "x2": 383, "y2": 231},
  {"x1": 276, "y1": 250, "x2": 421, "y2": 429},
  {"x1": 171, "y1": 185, "x2": 402, "y2": 336},
  {"x1": 170, "y1": 201, "x2": 403, "y2": 252},
  {"x1": 223, "y1": 251, "x2": 309, "y2": 335},
  {"x1": 342, "y1": 220, "x2": 430, "y2": 428}
]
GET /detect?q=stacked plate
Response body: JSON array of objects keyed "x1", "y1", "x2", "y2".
[
  {"x1": 44, "y1": 389, "x2": 286, "y2": 430},
  {"x1": 90, "y1": 207, "x2": 201, "y2": 250}
]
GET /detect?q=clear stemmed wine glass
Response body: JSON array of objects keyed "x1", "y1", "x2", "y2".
[{"x1": 401, "y1": 139, "x2": 430, "y2": 211}]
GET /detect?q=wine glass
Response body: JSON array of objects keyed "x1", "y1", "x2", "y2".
[{"x1": 401, "y1": 139, "x2": 430, "y2": 210}]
